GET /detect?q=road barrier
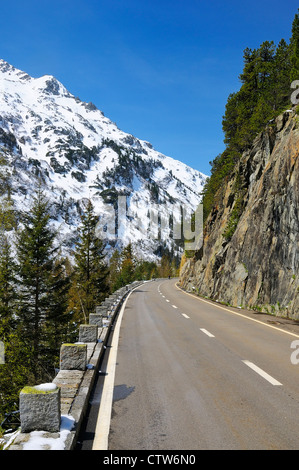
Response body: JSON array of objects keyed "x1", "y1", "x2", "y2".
[{"x1": 7, "y1": 281, "x2": 144, "y2": 450}]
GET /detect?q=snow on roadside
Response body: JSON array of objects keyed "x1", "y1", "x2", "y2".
[{"x1": 2, "y1": 415, "x2": 75, "y2": 451}]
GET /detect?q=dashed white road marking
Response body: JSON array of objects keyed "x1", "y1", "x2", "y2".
[
  {"x1": 172, "y1": 305, "x2": 178, "y2": 309},
  {"x1": 176, "y1": 283, "x2": 299, "y2": 339},
  {"x1": 242, "y1": 360, "x2": 282, "y2": 386},
  {"x1": 182, "y1": 314, "x2": 190, "y2": 319},
  {"x1": 200, "y1": 328, "x2": 215, "y2": 338}
]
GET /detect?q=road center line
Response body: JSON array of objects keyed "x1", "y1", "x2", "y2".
[
  {"x1": 200, "y1": 328, "x2": 215, "y2": 338},
  {"x1": 242, "y1": 360, "x2": 282, "y2": 386},
  {"x1": 172, "y1": 305, "x2": 178, "y2": 309},
  {"x1": 182, "y1": 313, "x2": 190, "y2": 319}
]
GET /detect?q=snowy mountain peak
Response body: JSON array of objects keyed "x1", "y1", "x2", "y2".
[
  {"x1": 0, "y1": 60, "x2": 207, "y2": 261},
  {"x1": 0, "y1": 58, "x2": 17, "y2": 73},
  {"x1": 0, "y1": 59, "x2": 31, "y2": 82},
  {"x1": 32, "y1": 75, "x2": 70, "y2": 97}
]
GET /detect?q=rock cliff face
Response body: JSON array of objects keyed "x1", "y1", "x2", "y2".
[{"x1": 180, "y1": 110, "x2": 299, "y2": 320}]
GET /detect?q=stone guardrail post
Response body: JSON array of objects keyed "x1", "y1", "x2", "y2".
[
  {"x1": 15, "y1": 281, "x2": 143, "y2": 448},
  {"x1": 60, "y1": 343, "x2": 87, "y2": 371},
  {"x1": 89, "y1": 313, "x2": 103, "y2": 327},
  {"x1": 19, "y1": 384, "x2": 61, "y2": 433},
  {"x1": 79, "y1": 324, "x2": 98, "y2": 343},
  {"x1": 96, "y1": 305, "x2": 110, "y2": 317},
  {"x1": 17, "y1": 343, "x2": 88, "y2": 438}
]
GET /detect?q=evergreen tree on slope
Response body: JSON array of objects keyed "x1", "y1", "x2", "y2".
[
  {"x1": 70, "y1": 200, "x2": 109, "y2": 322},
  {"x1": 16, "y1": 188, "x2": 66, "y2": 381}
]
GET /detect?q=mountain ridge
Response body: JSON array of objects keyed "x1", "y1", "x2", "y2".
[{"x1": 0, "y1": 59, "x2": 207, "y2": 261}]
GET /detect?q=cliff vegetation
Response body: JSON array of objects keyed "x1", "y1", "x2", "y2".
[{"x1": 180, "y1": 10, "x2": 299, "y2": 320}]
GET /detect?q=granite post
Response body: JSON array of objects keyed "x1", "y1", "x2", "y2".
[
  {"x1": 60, "y1": 343, "x2": 87, "y2": 371},
  {"x1": 19, "y1": 383, "x2": 61, "y2": 433},
  {"x1": 79, "y1": 324, "x2": 98, "y2": 343}
]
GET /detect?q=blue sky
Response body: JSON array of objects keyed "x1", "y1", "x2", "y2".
[{"x1": 1, "y1": 0, "x2": 298, "y2": 175}]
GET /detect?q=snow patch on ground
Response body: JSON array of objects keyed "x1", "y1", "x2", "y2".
[{"x1": 22, "y1": 415, "x2": 75, "y2": 451}]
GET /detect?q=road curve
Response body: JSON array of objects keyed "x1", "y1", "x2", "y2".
[{"x1": 83, "y1": 279, "x2": 299, "y2": 450}]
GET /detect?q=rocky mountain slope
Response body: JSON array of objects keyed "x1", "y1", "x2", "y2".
[
  {"x1": 0, "y1": 59, "x2": 206, "y2": 261},
  {"x1": 180, "y1": 109, "x2": 299, "y2": 320}
]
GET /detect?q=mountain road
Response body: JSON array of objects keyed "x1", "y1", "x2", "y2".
[{"x1": 79, "y1": 278, "x2": 299, "y2": 450}]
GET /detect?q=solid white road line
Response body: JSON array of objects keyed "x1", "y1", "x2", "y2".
[
  {"x1": 242, "y1": 360, "x2": 282, "y2": 386},
  {"x1": 176, "y1": 283, "x2": 299, "y2": 340},
  {"x1": 200, "y1": 328, "x2": 215, "y2": 338},
  {"x1": 92, "y1": 286, "x2": 140, "y2": 450}
]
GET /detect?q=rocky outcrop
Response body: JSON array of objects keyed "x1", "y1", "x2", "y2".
[{"x1": 180, "y1": 110, "x2": 299, "y2": 320}]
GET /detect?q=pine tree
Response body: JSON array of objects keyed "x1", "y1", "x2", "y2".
[
  {"x1": 43, "y1": 258, "x2": 73, "y2": 369},
  {"x1": 290, "y1": 9, "x2": 299, "y2": 81},
  {"x1": 108, "y1": 248, "x2": 122, "y2": 292},
  {"x1": 0, "y1": 203, "x2": 33, "y2": 423},
  {"x1": 135, "y1": 260, "x2": 160, "y2": 280},
  {"x1": 16, "y1": 188, "x2": 59, "y2": 381},
  {"x1": 222, "y1": 93, "x2": 240, "y2": 150},
  {"x1": 0, "y1": 234, "x2": 17, "y2": 335},
  {"x1": 256, "y1": 41, "x2": 276, "y2": 91},
  {"x1": 112, "y1": 243, "x2": 136, "y2": 289},
  {"x1": 207, "y1": 12, "x2": 299, "y2": 228},
  {"x1": 0, "y1": 325, "x2": 34, "y2": 424},
  {"x1": 71, "y1": 200, "x2": 109, "y2": 322},
  {"x1": 120, "y1": 243, "x2": 135, "y2": 285},
  {"x1": 0, "y1": 196, "x2": 16, "y2": 233},
  {"x1": 272, "y1": 39, "x2": 292, "y2": 111},
  {"x1": 159, "y1": 254, "x2": 172, "y2": 278}
]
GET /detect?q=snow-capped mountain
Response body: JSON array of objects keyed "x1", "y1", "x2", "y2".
[{"x1": 0, "y1": 59, "x2": 207, "y2": 261}]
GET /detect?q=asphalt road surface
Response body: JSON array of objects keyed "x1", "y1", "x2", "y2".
[{"x1": 79, "y1": 278, "x2": 299, "y2": 451}]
